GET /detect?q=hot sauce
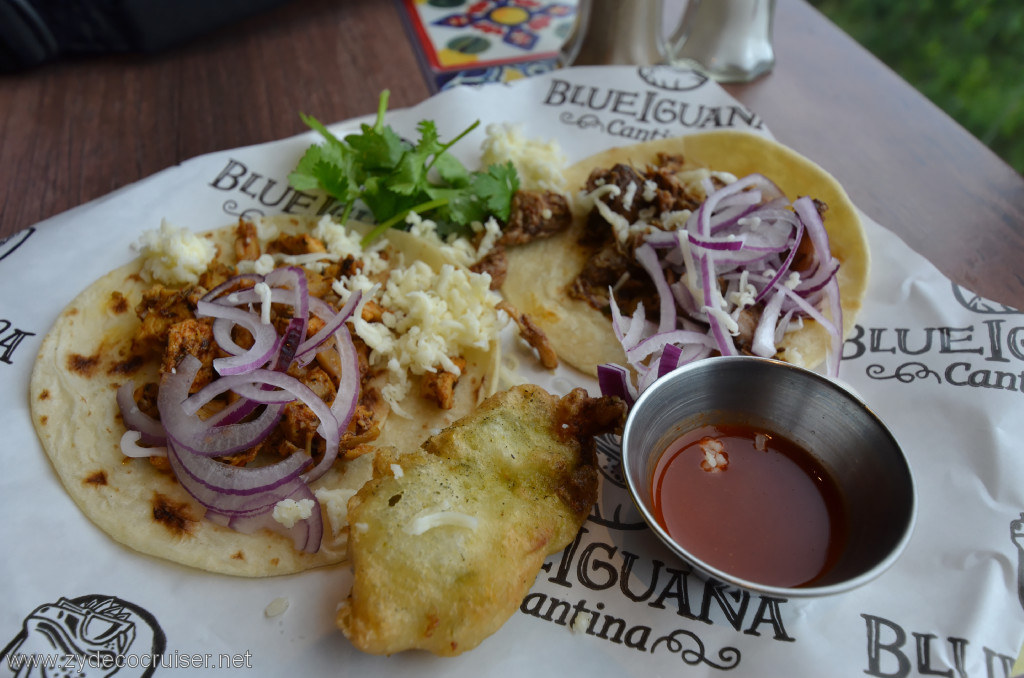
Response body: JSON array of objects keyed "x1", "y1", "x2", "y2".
[{"x1": 651, "y1": 423, "x2": 847, "y2": 588}]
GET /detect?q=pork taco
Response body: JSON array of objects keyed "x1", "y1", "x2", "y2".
[
  {"x1": 29, "y1": 214, "x2": 504, "y2": 577},
  {"x1": 501, "y1": 130, "x2": 870, "y2": 387}
]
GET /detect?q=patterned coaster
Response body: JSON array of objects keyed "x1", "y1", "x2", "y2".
[{"x1": 398, "y1": 0, "x2": 578, "y2": 90}]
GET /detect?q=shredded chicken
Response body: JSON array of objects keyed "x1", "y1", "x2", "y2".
[{"x1": 498, "y1": 300, "x2": 559, "y2": 370}]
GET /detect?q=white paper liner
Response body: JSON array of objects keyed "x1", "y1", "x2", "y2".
[{"x1": 1, "y1": 65, "x2": 1022, "y2": 677}]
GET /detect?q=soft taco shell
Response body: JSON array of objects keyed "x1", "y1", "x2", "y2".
[
  {"x1": 29, "y1": 215, "x2": 498, "y2": 577},
  {"x1": 501, "y1": 130, "x2": 870, "y2": 376}
]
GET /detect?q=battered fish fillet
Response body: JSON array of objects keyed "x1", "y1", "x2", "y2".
[{"x1": 337, "y1": 384, "x2": 625, "y2": 656}]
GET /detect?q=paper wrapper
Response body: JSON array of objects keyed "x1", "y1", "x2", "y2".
[{"x1": 2, "y1": 66, "x2": 1022, "y2": 677}]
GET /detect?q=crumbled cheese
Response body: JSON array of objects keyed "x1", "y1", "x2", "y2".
[
  {"x1": 405, "y1": 212, "x2": 502, "y2": 267},
  {"x1": 264, "y1": 597, "x2": 289, "y2": 618},
  {"x1": 405, "y1": 510, "x2": 479, "y2": 536},
  {"x1": 134, "y1": 219, "x2": 216, "y2": 285},
  {"x1": 237, "y1": 253, "x2": 276, "y2": 276},
  {"x1": 784, "y1": 271, "x2": 802, "y2": 289},
  {"x1": 348, "y1": 260, "x2": 503, "y2": 415},
  {"x1": 313, "y1": 215, "x2": 388, "y2": 275},
  {"x1": 353, "y1": 522, "x2": 369, "y2": 534},
  {"x1": 481, "y1": 122, "x2": 567, "y2": 192},
  {"x1": 390, "y1": 463, "x2": 404, "y2": 478},
  {"x1": 314, "y1": 487, "x2": 358, "y2": 536},
  {"x1": 272, "y1": 498, "x2": 315, "y2": 529},
  {"x1": 571, "y1": 611, "x2": 593, "y2": 634},
  {"x1": 642, "y1": 179, "x2": 658, "y2": 202}
]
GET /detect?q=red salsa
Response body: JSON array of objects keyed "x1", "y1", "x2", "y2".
[{"x1": 651, "y1": 423, "x2": 847, "y2": 588}]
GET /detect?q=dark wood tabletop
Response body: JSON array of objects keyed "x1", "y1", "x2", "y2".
[{"x1": 1, "y1": 0, "x2": 1022, "y2": 310}]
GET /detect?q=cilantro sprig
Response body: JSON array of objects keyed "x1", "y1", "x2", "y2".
[{"x1": 288, "y1": 90, "x2": 519, "y2": 246}]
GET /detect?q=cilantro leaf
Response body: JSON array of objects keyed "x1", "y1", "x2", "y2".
[
  {"x1": 288, "y1": 90, "x2": 521, "y2": 245},
  {"x1": 473, "y1": 161, "x2": 520, "y2": 220}
]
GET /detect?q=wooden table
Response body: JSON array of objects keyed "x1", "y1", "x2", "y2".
[{"x1": 1, "y1": 0, "x2": 1023, "y2": 312}]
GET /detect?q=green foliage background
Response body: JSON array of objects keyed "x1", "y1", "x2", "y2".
[{"x1": 809, "y1": 0, "x2": 1024, "y2": 174}]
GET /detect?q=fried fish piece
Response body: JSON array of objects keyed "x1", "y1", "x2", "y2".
[{"x1": 337, "y1": 384, "x2": 625, "y2": 656}]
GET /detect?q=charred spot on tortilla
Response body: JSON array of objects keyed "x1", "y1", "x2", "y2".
[
  {"x1": 109, "y1": 291, "x2": 130, "y2": 314},
  {"x1": 151, "y1": 492, "x2": 197, "y2": 537},
  {"x1": 108, "y1": 353, "x2": 146, "y2": 376},
  {"x1": 67, "y1": 353, "x2": 101, "y2": 376},
  {"x1": 83, "y1": 470, "x2": 108, "y2": 486},
  {"x1": 38, "y1": 389, "x2": 49, "y2": 400},
  {"x1": 231, "y1": 550, "x2": 245, "y2": 560}
]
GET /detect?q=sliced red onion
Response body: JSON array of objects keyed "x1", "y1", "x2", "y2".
[
  {"x1": 635, "y1": 244, "x2": 675, "y2": 335},
  {"x1": 750, "y1": 287, "x2": 786, "y2": 358},
  {"x1": 608, "y1": 293, "x2": 648, "y2": 351},
  {"x1": 626, "y1": 329, "x2": 715, "y2": 364},
  {"x1": 198, "y1": 301, "x2": 280, "y2": 375},
  {"x1": 120, "y1": 430, "x2": 168, "y2": 458},
  {"x1": 216, "y1": 483, "x2": 324, "y2": 552},
  {"x1": 200, "y1": 273, "x2": 264, "y2": 304},
  {"x1": 598, "y1": 173, "x2": 844, "y2": 403},
  {"x1": 165, "y1": 438, "x2": 312, "y2": 512},
  {"x1": 687, "y1": 232, "x2": 748, "y2": 251},
  {"x1": 597, "y1": 364, "x2": 636, "y2": 406},
  {"x1": 159, "y1": 356, "x2": 284, "y2": 458},
  {"x1": 295, "y1": 291, "x2": 361, "y2": 365},
  {"x1": 116, "y1": 380, "x2": 166, "y2": 445}
]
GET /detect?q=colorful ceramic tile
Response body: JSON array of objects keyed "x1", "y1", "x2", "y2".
[{"x1": 399, "y1": 0, "x2": 577, "y2": 90}]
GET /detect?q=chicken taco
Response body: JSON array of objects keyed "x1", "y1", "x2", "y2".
[
  {"x1": 500, "y1": 130, "x2": 870, "y2": 390},
  {"x1": 29, "y1": 214, "x2": 506, "y2": 577}
]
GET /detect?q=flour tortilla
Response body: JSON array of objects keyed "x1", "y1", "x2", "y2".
[
  {"x1": 29, "y1": 215, "x2": 499, "y2": 577},
  {"x1": 502, "y1": 131, "x2": 870, "y2": 376}
]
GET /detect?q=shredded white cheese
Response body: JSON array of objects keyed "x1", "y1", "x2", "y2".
[
  {"x1": 481, "y1": 122, "x2": 568, "y2": 192},
  {"x1": 404, "y1": 211, "x2": 503, "y2": 267},
  {"x1": 134, "y1": 219, "x2": 216, "y2": 285},
  {"x1": 726, "y1": 270, "x2": 757, "y2": 311},
  {"x1": 706, "y1": 305, "x2": 740, "y2": 336},
  {"x1": 313, "y1": 215, "x2": 388, "y2": 274},
  {"x1": 347, "y1": 259, "x2": 503, "y2": 415},
  {"x1": 272, "y1": 498, "x2": 315, "y2": 529},
  {"x1": 254, "y1": 281, "x2": 273, "y2": 324},
  {"x1": 621, "y1": 181, "x2": 638, "y2": 211},
  {"x1": 677, "y1": 168, "x2": 739, "y2": 200}
]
